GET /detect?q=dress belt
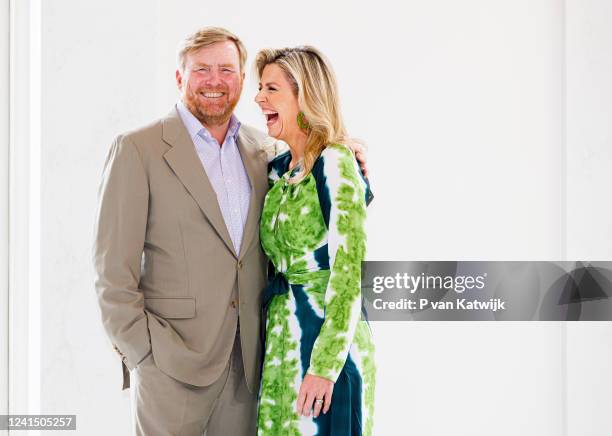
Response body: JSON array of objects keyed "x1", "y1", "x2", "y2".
[
  {"x1": 262, "y1": 268, "x2": 331, "y2": 310},
  {"x1": 260, "y1": 268, "x2": 330, "y2": 350}
]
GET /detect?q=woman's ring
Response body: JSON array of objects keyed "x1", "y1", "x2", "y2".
[{"x1": 315, "y1": 399, "x2": 324, "y2": 405}]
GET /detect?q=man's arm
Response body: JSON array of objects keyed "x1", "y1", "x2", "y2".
[{"x1": 92, "y1": 134, "x2": 151, "y2": 370}]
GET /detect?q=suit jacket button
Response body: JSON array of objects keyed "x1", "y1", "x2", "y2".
[
  {"x1": 237, "y1": 261, "x2": 243, "y2": 269},
  {"x1": 230, "y1": 300, "x2": 237, "y2": 309}
]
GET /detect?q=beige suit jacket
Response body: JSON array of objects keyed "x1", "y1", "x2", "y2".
[{"x1": 93, "y1": 107, "x2": 269, "y2": 392}]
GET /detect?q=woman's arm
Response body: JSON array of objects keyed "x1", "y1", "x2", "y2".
[{"x1": 307, "y1": 143, "x2": 367, "y2": 382}]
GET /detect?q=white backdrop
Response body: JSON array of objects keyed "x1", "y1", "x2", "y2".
[
  {"x1": 565, "y1": 1, "x2": 612, "y2": 434},
  {"x1": 6, "y1": 0, "x2": 610, "y2": 435}
]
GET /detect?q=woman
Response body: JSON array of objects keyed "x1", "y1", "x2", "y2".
[{"x1": 254, "y1": 46, "x2": 376, "y2": 436}]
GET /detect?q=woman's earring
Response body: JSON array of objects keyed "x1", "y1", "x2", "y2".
[{"x1": 297, "y1": 112, "x2": 310, "y2": 130}]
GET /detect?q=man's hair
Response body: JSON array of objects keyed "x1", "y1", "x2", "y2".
[{"x1": 177, "y1": 27, "x2": 247, "y2": 72}]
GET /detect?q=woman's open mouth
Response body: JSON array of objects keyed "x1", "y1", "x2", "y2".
[{"x1": 263, "y1": 110, "x2": 279, "y2": 126}]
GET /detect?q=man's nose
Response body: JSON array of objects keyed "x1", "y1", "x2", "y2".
[{"x1": 204, "y1": 69, "x2": 221, "y2": 86}]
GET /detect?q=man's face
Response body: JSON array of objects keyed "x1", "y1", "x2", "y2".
[{"x1": 176, "y1": 41, "x2": 244, "y2": 127}]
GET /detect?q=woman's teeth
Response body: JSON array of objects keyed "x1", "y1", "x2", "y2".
[{"x1": 263, "y1": 111, "x2": 279, "y2": 124}]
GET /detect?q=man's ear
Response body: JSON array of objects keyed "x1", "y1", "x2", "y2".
[{"x1": 175, "y1": 69, "x2": 183, "y2": 91}]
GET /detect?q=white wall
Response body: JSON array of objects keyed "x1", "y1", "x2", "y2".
[
  {"x1": 0, "y1": 0, "x2": 9, "y2": 424},
  {"x1": 157, "y1": 2, "x2": 566, "y2": 435},
  {"x1": 40, "y1": 2, "x2": 160, "y2": 434},
  {"x1": 565, "y1": 1, "x2": 612, "y2": 435},
  {"x1": 8, "y1": 0, "x2": 40, "y2": 422},
  {"x1": 12, "y1": 0, "x2": 607, "y2": 435}
]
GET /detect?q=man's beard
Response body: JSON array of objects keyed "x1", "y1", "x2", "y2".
[{"x1": 183, "y1": 85, "x2": 241, "y2": 127}]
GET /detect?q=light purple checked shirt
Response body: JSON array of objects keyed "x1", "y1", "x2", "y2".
[{"x1": 176, "y1": 101, "x2": 251, "y2": 255}]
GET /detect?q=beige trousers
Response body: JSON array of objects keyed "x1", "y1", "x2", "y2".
[{"x1": 130, "y1": 327, "x2": 257, "y2": 436}]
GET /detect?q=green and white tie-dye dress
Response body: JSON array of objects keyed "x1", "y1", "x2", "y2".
[{"x1": 257, "y1": 144, "x2": 376, "y2": 436}]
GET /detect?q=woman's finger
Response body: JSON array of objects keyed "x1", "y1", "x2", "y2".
[
  {"x1": 296, "y1": 384, "x2": 307, "y2": 415},
  {"x1": 313, "y1": 394, "x2": 324, "y2": 418},
  {"x1": 323, "y1": 384, "x2": 333, "y2": 414},
  {"x1": 303, "y1": 391, "x2": 315, "y2": 417}
]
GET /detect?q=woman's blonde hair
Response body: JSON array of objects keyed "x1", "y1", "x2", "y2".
[
  {"x1": 177, "y1": 27, "x2": 247, "y2": 72},
  {"x1": 255, "y1": 46, "x2": 352, "y2": 182}
]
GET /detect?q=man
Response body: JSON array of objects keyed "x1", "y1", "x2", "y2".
[{"x1": 93, "y1": 27, "x2": 366, "y2": 436}]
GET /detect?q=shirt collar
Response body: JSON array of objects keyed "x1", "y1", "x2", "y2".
[{"x1": 176, "y1": 100, "x2": 241, "y2": 143}]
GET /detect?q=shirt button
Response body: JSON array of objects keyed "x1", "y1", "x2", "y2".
[{"x1": 230, "y1": 300, "x2": 237, "y2": 309}]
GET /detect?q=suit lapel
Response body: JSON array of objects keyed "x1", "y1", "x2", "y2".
[
  {"x1": 237, "y1": 128, "x2": 267, "y2": 260},
  {"x1": 161, "y1": 107, "x2": 237, "y2": 257}
]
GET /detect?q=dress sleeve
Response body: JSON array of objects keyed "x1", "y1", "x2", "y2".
[{"x1": 307, "y1": 144, "x2": 367, "y2": 382}]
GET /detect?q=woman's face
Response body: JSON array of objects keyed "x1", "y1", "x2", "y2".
[{"x1": 255, "y1": 63, "x2": 301, "y2": 142}]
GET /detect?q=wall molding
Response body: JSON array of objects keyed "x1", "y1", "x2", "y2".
[
  {"x1": 0, "y1": 0, "x2": 10, "y2": 427},
  {"x1": 8, "y1": 0, "x2": 41, "y2": 425}
]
